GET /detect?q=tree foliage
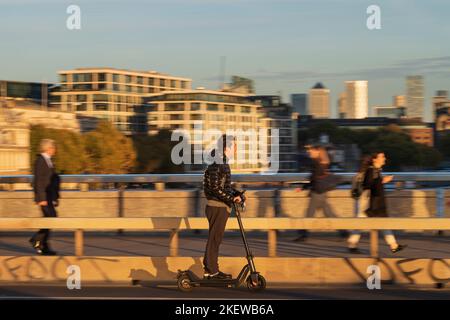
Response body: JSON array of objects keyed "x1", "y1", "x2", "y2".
[
  {"x1": 132, "y1": 130, "x2": 184, "y2": 173},
  {"x1": 30, "y1": 125, "x2": 87, "y2": 174},
  {"x1": 83, "y1": 121, "x2": 136, "y2": 174},
  {"x1": 30, "y1": 122, "x2": 185, "y2": 174}
]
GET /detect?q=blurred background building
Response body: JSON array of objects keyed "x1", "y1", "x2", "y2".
[
  {"x1": 145, "y1": 89, "x2": 266, "y2": 172},
  {"x1": 406, "y1": 75, "x2": 425, "y2": 119},
  {"x1": 0, "y1": 105, "x2": 30, "y2": 174},
  {"x1": 291, "y1": 93, "x2": 307, "y2": 115},
  {"x1": 345, "y1": 80, "x2": 368, "y2": 119},
  {"x1": 308, "y1": 82, "x2": 330, "y2": 118},
  {"x1": 50, "y1": 68, "x2": 192, "y2": 135},
  {"x1": 0, "y1": 80, "x2": 51, "y2": 108}
]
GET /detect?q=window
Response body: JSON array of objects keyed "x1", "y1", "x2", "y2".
[
  {"x1": 125, "y1": 75, "x2": 132, "y2": 83},
  {"x1": 98, "y1": 73, "x2": 106, "y2": 82},
  {"x1": 181, "y1": 81, "x2": 187, "y2": 89},
  {"x1": 76, "y1": 103, "x2": 87, "y2": 111},
  {"x1": 113, "y1": 74, "x2": 120, "y2": 83},
  {"x1": 191, "y1": 103, "x2": 201, "y2": 111},
  {"x1": 94, "y1": 103, "x2": 108, "y2": 111},
  {"x1": 76, "y1": 94, "x2": 87, "y2": 102},
  {"x1": 170, "y1": 114, "x2": 184, "y2": 121},
  {"x1": 113, "y1": 84, "x2": 120, "y2": 91},
  {"x1": 165, "y1": 103, "x2": 185, "y2": 111},
  {"x1": 160, "y1": 79, "x2": 165, "y2": 87},
  {"x1": 60, "y1": 74, "x2": 67, "y2": 83},
  {"x1": 207, "y1": 104, "x2": 218, "y2": 111},
  {"x1": 148, "y1": 78, "x2": 154, "y2": 85},
  {"x1": 224, "y1": 105, "x2": 235, "y2": 112},
  {"x1": 93, "y1": 94, "x2": 108, "y2": 102},
  {"x1": 171, "y1": 80, "x2": 176, "y2": 88},
  {"x1": 73, "y1": 73, "x2": 92, "y2": 82},
  {"x1": 137, "y1": 76, "x2": 143, "y2": 84},
  {"x1": 190, "y1": 114, "x2": 203, "y2": 120},
  {"x1": 98, "y1": 83, "x2": 107, "y2": 90},
  {"x1": 241, "y1": 106, "x2": 252, "y2": 113}
]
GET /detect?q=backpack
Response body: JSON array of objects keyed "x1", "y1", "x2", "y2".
[{"x1": 351, "y1": 171, "x2": 365, "y2": 199}]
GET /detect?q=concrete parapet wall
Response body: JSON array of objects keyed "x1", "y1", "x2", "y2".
[
  {"x1": 0, "y1": 189, "x2": 444, "y2": 218},
  {"x1": 0, "y1": 256, "x2": 448, "y2": 286}
]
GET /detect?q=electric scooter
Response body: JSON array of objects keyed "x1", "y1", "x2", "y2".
[{"x1": 176, "y1": 191, "x2": 266, "y2": 292}]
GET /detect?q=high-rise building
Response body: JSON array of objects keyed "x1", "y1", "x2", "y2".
[
  {"x1": 434, "y1": 90, "x2": 450, "y2": 131},
  {"x1": 50, "y1": 67, "x2": 192, "y2": 135},
  {"x1": 291, "y1": 93, "x2": 307, "y2": 115},
  {"x1": 406, "y1": 75, "x2": 424, "y2": 119},
  {"x1": 393, "y1": 95, "x2": 406, "y2": 107},
  {"x1": 338, "y1": 92, "x2": 347, "y2": 118},
  {"x1": 345, "y1": 81, "x2": 368, "y2": 119},
  {"x1": 308, "y1": 83, "x2": 330, "y2": 118}
]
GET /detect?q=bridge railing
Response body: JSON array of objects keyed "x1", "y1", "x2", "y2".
[
  {"x1": 0, "y1": 217, "x2": 449, "y2": 258},
  {"x1": 1, "y1": 172, "x2": 450, "y2": 184}
]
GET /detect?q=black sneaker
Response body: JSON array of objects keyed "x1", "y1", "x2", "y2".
[
  {"x1": 391, "y1": 244, "x2": 407, "y2": 253},
  {"x1": 207, "y1": 272, "x2": 229, "y2": 280},
  {"x1": 42, "y1": 247, "x2": 57, "y2": 256},
  {"x1": 218, "y1": 271, "x2": 232, "y2": 279},
  {"x1": 30, "y1": 240, "x2": 44, "y2": 255}
]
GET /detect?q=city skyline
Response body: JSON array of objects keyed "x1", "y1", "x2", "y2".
[{"x1": 1, "y1": 0, "x2": 449, "y2": 122}]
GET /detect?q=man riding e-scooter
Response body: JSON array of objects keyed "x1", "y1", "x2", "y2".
[{"x1": 203, "y1": 134, "x2": 242, "y2": 280}]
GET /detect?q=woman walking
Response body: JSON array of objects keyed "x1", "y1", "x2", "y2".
[{"x1": 347, "y1": 151, "x2": 407, "y2": 253}]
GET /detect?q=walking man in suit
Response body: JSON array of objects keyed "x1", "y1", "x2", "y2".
[{"x1": 30, "y1": 139, "x2": 60, "y2": 255}]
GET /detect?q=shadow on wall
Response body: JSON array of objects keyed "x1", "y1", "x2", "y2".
[{"x1": 129, "y1": 257, "x2": 203, "y2": 287}]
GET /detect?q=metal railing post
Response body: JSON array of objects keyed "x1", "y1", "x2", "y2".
[
  {"x1": 370, "y1": 230, "x2": 379, "y2": 258},
  {"x1": 436, "y1": 188, "x2": 445, "y2": 236},
  {"x1": 268, "y1": 229, "x2": 277, "y2": 257},
  {"x1": 75, "y1": 229, "x2": 84, "y2": 256},
  {"x1": 169, "y1": 229, "x2": 179, "y2": 257}
]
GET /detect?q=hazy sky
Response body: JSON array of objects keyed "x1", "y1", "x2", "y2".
[{"x1": 1, "y1": 0, "x2": 449, "y2": 121}]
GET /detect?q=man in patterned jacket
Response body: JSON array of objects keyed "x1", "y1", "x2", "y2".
[{"x1": 203, "y1": 134, "x2": 242, "y2": 280}]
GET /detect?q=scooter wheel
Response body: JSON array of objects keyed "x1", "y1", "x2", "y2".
[
  {"x1": 177, "y1": 274, "x2": 193, "y2": 292},
  {"x1": 246, "y1": 274, "x2": 266, "y2": 292}
]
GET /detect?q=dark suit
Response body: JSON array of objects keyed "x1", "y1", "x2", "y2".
[{"x1": 32, "y1": 154, "x2": 60, "y2": 245}]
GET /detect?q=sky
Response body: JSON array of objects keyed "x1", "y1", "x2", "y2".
[{"x1": 0, "y1": 0, "x2": 449, "y2": 121}]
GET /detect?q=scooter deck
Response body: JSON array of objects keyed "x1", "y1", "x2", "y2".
[
  {"x1": 177, "y1": 270, "x2": 241, "y2": 288},
  {"x1": 193, "y1": 278, "x2": 239, "y2": 288}
]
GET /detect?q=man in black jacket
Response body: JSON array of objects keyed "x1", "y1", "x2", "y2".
[
  {"x1": 30, "y1": 139, "x2": 60, "y2": 255},
  {"x1": 203, "y1": 134, "x2": 241, "y2": 280}
]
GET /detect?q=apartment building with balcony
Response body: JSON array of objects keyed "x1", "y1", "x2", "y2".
[{"x1": 50, "y1": 67, "x2": 192, "y2": 134}]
